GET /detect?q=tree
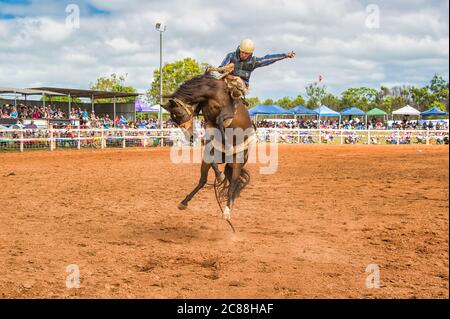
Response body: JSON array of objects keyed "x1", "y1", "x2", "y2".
[
  {"x1": 341, "y1": 87, "x2": 378, "y2": 112},
  {"x1": 290, "y1": 95, "x2": 307, "y2": 108},
  {"x1": 429, "y1": 74, "x2": 449, "y2": 110},
  {"x1": 409, "y1": 86, "x2": 433, "y2": 111},
  {"x1": 262, "y1": 98, "x2": 274, "y2": 105},
  {"x1": 268, "y1": 95, "x2": 307, "y2": 109},
  {"x1": 381, "y1": 96, "x2": 393, "y2": 114},
  {"x1": 390, "y1": 96, "x2": 408, "y2": 112},
  {"x1": 147, "y1": 58, "x2": 210, "y2": 104},
  {"x1": 321, "y1": 93, "x2": 342, "y2": 110},
  {"x1": 275, "y1": 96, "x2": 293, "y2": 109},
  {"x1": 305, "y1": 82, "x2": 327, "y2": 108},
  {"x1": 90, "y1": 73, "x2": 137, "y2": 103},
  {"x1": 246, "y1": 97, "x2": 260, "y2": 108}
]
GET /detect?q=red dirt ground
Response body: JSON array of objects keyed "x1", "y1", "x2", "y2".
[{"x1": 0, "y1": 145, "x2": 448, "y2": 298}]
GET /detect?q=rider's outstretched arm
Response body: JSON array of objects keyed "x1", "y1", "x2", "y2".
[{"x1": 254, "y1": 53, "x2": 290, "y2": 68}]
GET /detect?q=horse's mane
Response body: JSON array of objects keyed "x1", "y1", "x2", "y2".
[{"x1": 170, "y1": 75, "x2": 220, "y2": 104}]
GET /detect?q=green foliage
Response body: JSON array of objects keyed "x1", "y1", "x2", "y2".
[
  {"x1": 41, "y1": 96, "x2": 82, "y2": 103},
  {"x1": 321, "y1": 94, "x2": 342, "y2": 110},
  {"x1": 306, "y1": 98, "x2": 320, "y2": 109},
  {"x1": 148, "y1": 58, "x2": 209, "y2": 104},
  {"x1": 246, "y1": 97, "x2": 261, "y2": 108},
  {"x1": 262, "y1": 98, "x2": 274, "y2": 105},
  {"x1": 90, "y1": 73, "x2": 137, "y2": 103},
  {"x1": 340, "y1": 87, "x2": 378, "y2": 112},
  {"x1": 305, "y1": 83, "x2": 327, "y2": 105},
  {"x1": 290, "y1": 95, "x2": 307, "y2": 108},
  {"x1": 273, "y1": 95, "x2": 306, "y2": 109}
]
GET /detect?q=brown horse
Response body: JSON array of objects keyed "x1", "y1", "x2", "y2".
[{"x1": 162, "y1": 74, "x2": 255, "y2": 225}]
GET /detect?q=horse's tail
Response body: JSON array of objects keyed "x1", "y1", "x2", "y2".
[{"x1": 217, "y1": 164, "x2": 250, "y2": 202}]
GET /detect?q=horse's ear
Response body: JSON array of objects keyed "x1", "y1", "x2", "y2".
[{"x1": 161, "y1": 103, "x2": 170, "y2": 111}]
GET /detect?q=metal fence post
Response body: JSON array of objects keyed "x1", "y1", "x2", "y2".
[
  {"x1": 368, "y1": 129, "x2": 371, "y2": 145},
  {"x1": 426, "y1": 128, "x2": 430, "y2": 145},
  {"x1": 318, "y1": 128, "x2": 322, "y2": 144},
  {"x1": 397, "y1": 129, "x2": 400, "y2": 145}
]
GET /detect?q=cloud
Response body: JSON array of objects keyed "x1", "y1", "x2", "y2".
[{"x1": 0, "y1": 0, "x2": 448, "y2": 100}]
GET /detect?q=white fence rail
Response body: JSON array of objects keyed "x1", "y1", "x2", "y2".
[{"x1": 0, "y1": 128, "x2": 448, "y2": 152}]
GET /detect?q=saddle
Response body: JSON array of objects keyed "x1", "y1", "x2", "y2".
[{"x1": 206, "y1": 64, "x2": 249, "y2": 129}]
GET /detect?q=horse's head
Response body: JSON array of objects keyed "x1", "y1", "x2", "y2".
[{"x1": 162, "y1": 97, "x2": 195, "y2": 140}]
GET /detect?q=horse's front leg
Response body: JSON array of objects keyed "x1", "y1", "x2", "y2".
[
  {"x1": 211, "y1": 162, "x2": 225, "y2": 183},
  {"x1": 178, "y1": 160, "x2": 211, "y2": 210}
]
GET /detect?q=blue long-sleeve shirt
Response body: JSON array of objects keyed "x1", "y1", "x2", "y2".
[{"x1": 219, "y1": 52, "x2": 288, "y2": 84}]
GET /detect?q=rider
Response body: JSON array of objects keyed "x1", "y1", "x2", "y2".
[
  {"x1": 220, "y1": 39, "x2": 295, "y2": 87},
  {"x1": 214, "y1": 39, "x2": 296, "y2": 126}
]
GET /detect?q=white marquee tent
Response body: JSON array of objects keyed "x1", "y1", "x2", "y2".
[{"x1": 392, "y1": 105, "x2": 421, "y2": 116}]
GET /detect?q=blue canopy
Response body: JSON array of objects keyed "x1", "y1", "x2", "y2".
[
  {"x1": 340, "y1": 106, "x2": 366, "y2": 116},
  {"x1": 314, "y1": 105, "x2": 340, "y2": 117},
  {"x1": 291, "y1": 105, "x2": 318, "y2": 115},
  {"x1": 420, "y1": 107, "x2": 448, "y2": 117},
  {"x1": 248, "y1": 104, "x2": 293, "y2": 116}
]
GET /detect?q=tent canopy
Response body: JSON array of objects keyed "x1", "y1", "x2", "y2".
[
  {"x1": 366, "y1": 107, "x2": 387, "y2": 116},
  {"x1": 249, "y1": 104, "x2": 293, "y2": 116},
  {"x1": 420, "y1": 106, "x2": 449, "y2": 117},
  {"x1": 340, "y1": 106, "x2": 366, "y2": 116},
  {"x1": 135, "y1": 100, "x2": 168, "y2": 114},
  {"x1": 135, "y1": 99, "x2": 152, "y2": 112},
  {"x1": 0, "y1": 87, "x2": 64, "y2": 96},
  {"x1": 392, "y1": 105, "x2": 420, "y2": 116},
  {"x1": 31, "y1": 87, "x2": 139, "y2": 99},
  {"x1": 290, "y1": 105, "x2": 318, "y2": 115},
  {"x1": 314, "y1": 105, "x2": 340, "y2": 117},
  {"x1": 148, "y1": 104, "x2": 169, "y2": 114}
]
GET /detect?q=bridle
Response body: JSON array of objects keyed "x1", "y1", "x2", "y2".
[{"x1": 170, "y1": 97, "x2": 195, "y2": 129}]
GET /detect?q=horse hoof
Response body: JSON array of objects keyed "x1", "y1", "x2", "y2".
[
  {"x1": 223, "y1": 206, "x2": 231, "y2": 220},
  {"x1": 178, "y1": 203, "x2": 188, "y2": 210}
]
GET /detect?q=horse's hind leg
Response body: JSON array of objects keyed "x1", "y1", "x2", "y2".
[
  {"x1": 223, "y1": 163, "x2": 243, "y2": 220},
  {"x1": 178, "y1": 161, "x2": 211, "y2": 210}
]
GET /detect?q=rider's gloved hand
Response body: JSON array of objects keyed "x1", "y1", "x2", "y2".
[{"x1": 287, "y1": 51, "x2": 296, "y2": 58}]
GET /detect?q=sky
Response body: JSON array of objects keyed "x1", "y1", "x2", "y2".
[{"x1": 0, "y1": 0, "x2": 448, "y2": 100}]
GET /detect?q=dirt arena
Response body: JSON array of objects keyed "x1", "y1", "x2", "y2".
[{"x1": 0, "y1": 144, "x2": 448, "y2": 299}]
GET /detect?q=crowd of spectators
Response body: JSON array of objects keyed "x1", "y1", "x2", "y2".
[
  {"x1": 1, "y1": 103, "x2": 177, "y2": 129},
  {"x1": 2, "y1": 103, "x2": 449, "y2": 131},
  {"x1": 1, "y1": 103, "x2": 69, "y2": 120},
  {"x1": 254, "y1": 118, "x2": 448, "y2": 131}
]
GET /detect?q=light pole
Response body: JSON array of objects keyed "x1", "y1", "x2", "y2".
[{"x1": 155, "y1": 22, "x2": 166, "y2": 130}]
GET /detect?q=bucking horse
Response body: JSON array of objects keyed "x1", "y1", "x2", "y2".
[{"x1": 162, "y1": 72, "x2": 256, "y2": 231}]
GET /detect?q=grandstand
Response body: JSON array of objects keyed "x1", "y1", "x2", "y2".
[{"x1": 0, "y1": 86, "x2": 139, "y2": 127}]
